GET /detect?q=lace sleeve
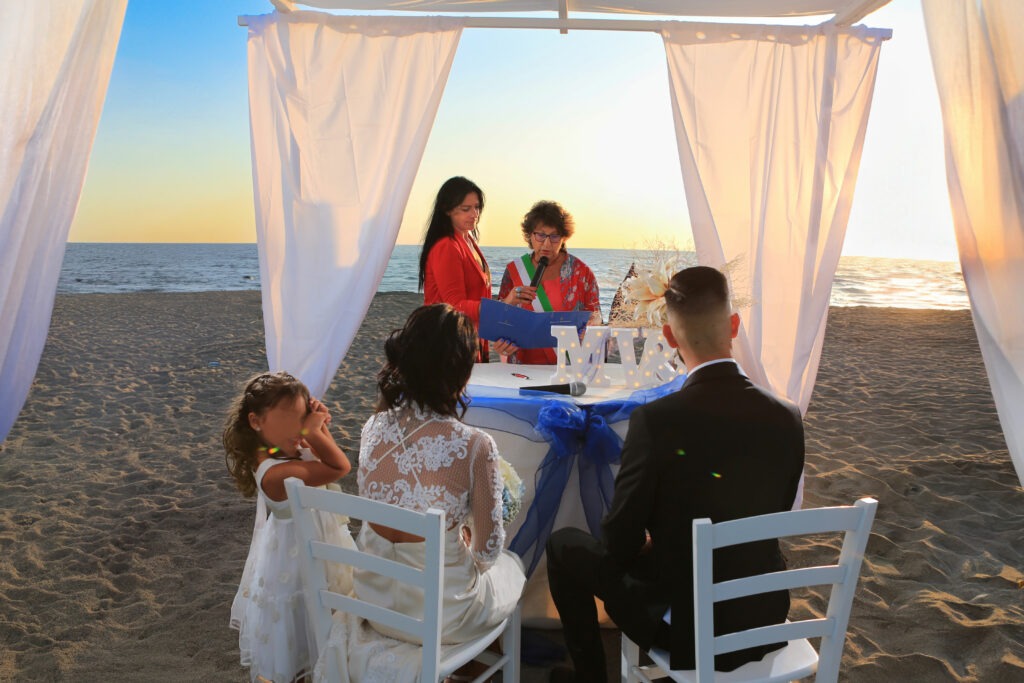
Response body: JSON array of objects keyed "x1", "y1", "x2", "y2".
[{"x1": 468, "y1": 430, "x2": 505, "y2": 570}]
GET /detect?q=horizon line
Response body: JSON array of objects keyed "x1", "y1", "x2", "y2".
[{"x1": 63, "y1": 241, "x2": 959, "y2": 264}]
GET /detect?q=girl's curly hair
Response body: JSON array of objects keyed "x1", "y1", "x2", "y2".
[
  {"x1": 223, "y1": 371, "x2": 310, "y2": 497},
  {"x1": 376, "y1": 304, "x2": 477, "y2": 418}
]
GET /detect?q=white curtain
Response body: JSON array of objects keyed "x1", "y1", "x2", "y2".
[
  {"x1": 246, "y1": 12, "x2": 463, "y2": 397},
  {"x1": 663, "y1": 23, "x2": 886, "y2": 414},
  {"x1": 0, "y1": 1, "x2": 127, "y2": 443},
  {"x1": 923, "y1": 0, "x2": 1024, "y2": 487}
]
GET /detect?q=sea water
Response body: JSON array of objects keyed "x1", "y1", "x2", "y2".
[{"x1": 57, "y1": 243, "x2": 969, "y2": 312}]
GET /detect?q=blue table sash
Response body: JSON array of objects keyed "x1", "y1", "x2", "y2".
[{"x1": 467, "y1": 375, "x2": 685, "y2": 576}]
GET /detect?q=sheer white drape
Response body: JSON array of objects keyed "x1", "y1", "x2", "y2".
[
  {"x1": 662, "y1": 23, "x2": 885, "y2": 414},
  {"x1": 923, "y1": 0, "x2": 1024, "y2": 486},
  {"x1": 0, "y1": 1, "x2": 126, "y2": 443},
  {"x1": 246, "y1": 12, "x2": 463, "y2": 397}
]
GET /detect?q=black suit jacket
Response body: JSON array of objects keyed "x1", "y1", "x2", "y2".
[{"x1": 601, "y1": 361, "x2": 804, "y2": 671}]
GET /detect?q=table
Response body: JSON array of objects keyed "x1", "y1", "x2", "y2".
[{"x1": 464, "y1": 363, "x2": 684, "y2": 627}]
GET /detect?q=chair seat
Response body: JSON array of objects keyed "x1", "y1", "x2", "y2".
[
  {"x1": 644, "y1": 638, "x2": 819, "y2": 683},
  {"x1": 436, "y1": 615, "x2": 515, "y2": 678}
]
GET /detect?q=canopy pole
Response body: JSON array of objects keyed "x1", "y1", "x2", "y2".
[
  {"x1": 238, "y1": 14, "x2": 893, "y2": 39},
  {"x1": 237, "y1": 15, "x2": 669, "y2": 31}
]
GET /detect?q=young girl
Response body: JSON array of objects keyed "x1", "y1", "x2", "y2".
[{"x1": 225, "y1": 371, "x2": 353, "y2": 683}]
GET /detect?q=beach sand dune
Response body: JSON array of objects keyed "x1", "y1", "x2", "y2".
[{"x1": 1, "y1": 292, "x2": 1021, "y2": 681}]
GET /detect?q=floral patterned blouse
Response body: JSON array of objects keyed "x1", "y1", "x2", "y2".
[{"x1": 498, "y1": 252, "x2": 601, "y2": 364}]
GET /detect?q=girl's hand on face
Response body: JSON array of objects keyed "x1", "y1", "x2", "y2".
[
  {"x1": 303, "y1": 399, "x2": 330, "y2": 433},
  {"x1": 309, "y1": 398, "x2": 331, "y2": 425}
]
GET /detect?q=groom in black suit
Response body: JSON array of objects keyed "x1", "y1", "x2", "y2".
[{"x1": 546, "y1": 266, "x2": 805, "y2": 682}]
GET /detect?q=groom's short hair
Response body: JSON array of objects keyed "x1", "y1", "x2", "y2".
[
  {"x1": 664, "y1": 266, "x2": 730, "y2": 318},
  {"x1": 664, "y1": 266, "x2": 732, "y2": 353}
]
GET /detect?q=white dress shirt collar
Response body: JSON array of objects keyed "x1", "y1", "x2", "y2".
[{"x1": 686, "y1": 357, "x2": 747, "y2": 378}]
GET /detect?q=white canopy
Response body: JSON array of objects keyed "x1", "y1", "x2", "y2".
[{"x1": 270, "y1": 0, "x2": 890, "y2": 25}]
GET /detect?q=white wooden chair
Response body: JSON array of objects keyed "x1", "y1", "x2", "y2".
[
  {"x1": 285, "y1": 477, "x2": 521, "y2": 682},
  {"x1": 622, "y1": 497, "x2": 877, "y2": 683}
]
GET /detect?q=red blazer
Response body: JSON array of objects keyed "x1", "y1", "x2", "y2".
[{"x1": 423, "y1": 235, "x2": 491, "y2": 361}]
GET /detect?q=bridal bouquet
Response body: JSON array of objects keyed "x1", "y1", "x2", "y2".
[{"x1": 497, "y1": 456, "x2": 525, "y2": 528}]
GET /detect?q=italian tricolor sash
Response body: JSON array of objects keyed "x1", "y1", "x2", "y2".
[{"x1": 513, "y1": 254, "x2": 554, "y2": 312}]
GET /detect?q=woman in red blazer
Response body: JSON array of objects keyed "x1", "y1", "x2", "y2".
[{"x1": 418, "y1": 177, "x2": 527, "y2": 362}]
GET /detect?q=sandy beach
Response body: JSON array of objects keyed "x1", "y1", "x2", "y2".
[{"x1": 1, "y1": 291, "x2": 1022, "y2": 682}]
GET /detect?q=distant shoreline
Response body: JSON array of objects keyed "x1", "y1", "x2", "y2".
[{"x1": 57, "y1": 244, "x2": 969, "y2": 309}]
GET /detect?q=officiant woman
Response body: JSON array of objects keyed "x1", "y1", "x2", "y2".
[
  {"x1": 419, "y1": 176, "x2": 524, "y2": 362},
  {"x1": 498, "y1": 200, "x2": 602, "y2": 364}
]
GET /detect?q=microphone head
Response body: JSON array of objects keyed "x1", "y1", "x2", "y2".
[
  {"x1": 569, "y1": 381, "x2": 587, "y2": 396},
  {"x1": 529, "y1": 255, "x2": 551, "y2": 287}
]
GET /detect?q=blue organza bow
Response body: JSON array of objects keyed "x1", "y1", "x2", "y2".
[{"x1": 469, "y1": 375, "x2": 685, "y2": 577}]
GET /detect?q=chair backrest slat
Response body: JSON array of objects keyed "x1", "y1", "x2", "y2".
[
  {"x1": 297, "y1": 484, "x2": 440, "y2": 537},
  {"x1": 310, "y1": 540, "x2": 424, "y2": 585},
  {"x1": 709, "y1": 505, "x2": 869, "y2": 549},
  {"x1": 713, "y1": 564, "x2": 847, "y2": 602},
  {"x1": 713, "y1": 617, "x2": 835, "y2": 655},
  {"x1": 692, "y1": 497, "x2": 878, "y2": 682},
  {"x1": 319, "y1": 590, "x2": 424, "y2": 637}
]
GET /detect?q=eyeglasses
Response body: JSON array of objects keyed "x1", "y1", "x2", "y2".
[{"x1": 531, "y1": 232, "x2": 563, "y2": 243}]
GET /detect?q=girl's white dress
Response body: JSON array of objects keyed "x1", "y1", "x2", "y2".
[
  {"x1": 313, "y1": 405, "x2": 526, "y2": 683},
  {"x1": 230, "y1": 451, "x2": 356, "y2": 683}
]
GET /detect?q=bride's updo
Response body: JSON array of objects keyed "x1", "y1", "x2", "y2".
[{"x1": 377, "y1": 304, "x2": 478, "y2": 417}]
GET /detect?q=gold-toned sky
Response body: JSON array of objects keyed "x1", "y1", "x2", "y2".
[{"x1": 70, "y1": 0, "x2": 956, "y2": 261}]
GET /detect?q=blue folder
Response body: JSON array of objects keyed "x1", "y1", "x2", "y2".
[{"x1": 479, "y1": 298, "x2": 591, "y2": 349}]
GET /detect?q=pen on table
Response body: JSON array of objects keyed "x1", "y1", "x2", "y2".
[{"x1": 511, "y1": 373, "x2": 530, "y2": 380}]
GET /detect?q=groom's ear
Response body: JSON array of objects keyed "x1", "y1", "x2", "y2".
[
  {"x1": 663, "y1": 322, "x2": 680, "y2": 348},
  {"x1": 729, "y1": 312, "x2": 740, "y2": 339}
]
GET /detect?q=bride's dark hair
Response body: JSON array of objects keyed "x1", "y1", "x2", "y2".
[{"x1": 377, "y1": 304, "x2": 478, "y2": 418}]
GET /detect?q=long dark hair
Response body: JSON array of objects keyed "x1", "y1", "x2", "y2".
[
  {"x1": 376, "y1": 304, "x2": 478, "y2": 418},
  {"x1": 223, "y1": 371, "x2": 310, "y2": 497},
  {"x1": 418, "y1": 176, "x2": 485, "y2": 290}
]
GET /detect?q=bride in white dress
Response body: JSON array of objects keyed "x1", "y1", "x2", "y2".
[{"x1": 315, "y1": 304, "x2": 526, "y2": 682}]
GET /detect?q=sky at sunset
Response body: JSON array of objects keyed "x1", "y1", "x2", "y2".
[{"x1": 69, "y1": 0, "x2": 958, "y2": 261}]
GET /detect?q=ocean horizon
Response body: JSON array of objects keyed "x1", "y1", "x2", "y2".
[{"x1": 57, "y1": 243, "x2": 969, "y2": 314}]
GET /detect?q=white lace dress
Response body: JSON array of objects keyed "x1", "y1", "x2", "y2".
[
  {"x1": 230, "y1": 451, "x2": 356, "y2": 683},
  {"x1": 313, "y1": 405, "x2": 526, "y2": 683}
]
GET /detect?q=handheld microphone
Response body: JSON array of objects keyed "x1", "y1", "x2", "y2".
[
  {"x1": 529, "y1": 256, "x2": 550, "y2": 288},
  {"x1": 519, "y1": 381, "x2": 586, "y2": 397}
]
